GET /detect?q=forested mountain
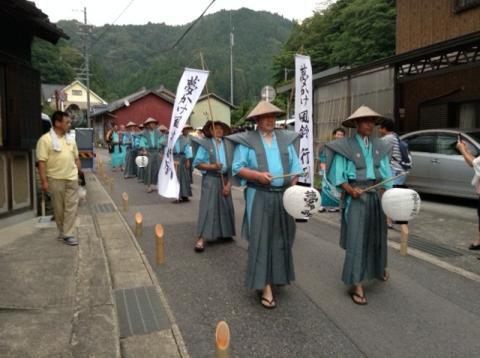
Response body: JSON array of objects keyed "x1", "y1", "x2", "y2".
[{"x1": 32, "y1": 8, "x2": 293, "y2": 103}]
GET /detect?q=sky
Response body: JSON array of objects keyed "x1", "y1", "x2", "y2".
[{"x1": 33, "y1": 0, "x2": 322, "y2": 26}]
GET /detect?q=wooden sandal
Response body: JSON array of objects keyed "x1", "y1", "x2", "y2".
[
  {"x1": 349, "y1": 291, "x2": 368, "y2": 305},
  {"x1": 261, "y1": 296, "x2": 277, "y2": 309}
]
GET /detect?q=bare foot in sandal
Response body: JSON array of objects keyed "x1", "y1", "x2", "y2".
[
  {"x1": 349, "y1": 285, "x2": 367, "y2": 305},
  {"x1": 194, "y1": 238, "x2": 205, "y2": 252},
  {"x1": 261, "y1": 284, "x2": 276, "y2": 309}
]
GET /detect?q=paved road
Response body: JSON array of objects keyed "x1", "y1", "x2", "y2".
[{"x1": 98, "y1": 151, "x2": 480, "y2": 358}]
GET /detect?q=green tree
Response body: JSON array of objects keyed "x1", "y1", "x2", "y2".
[
  {"x1": 32, "y1": 39, "x2": 79, "y2": 84},
  {"x1": 272, "y1": 0, "x2": 396, "y2": 84}
]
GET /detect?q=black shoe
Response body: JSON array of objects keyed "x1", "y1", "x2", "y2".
[
  {"x1": 63, "y1": 236, "x2": 78, "y2": 246},
  {"x1": 468, "y1": 244, "x2": 480, "y2": 251}
]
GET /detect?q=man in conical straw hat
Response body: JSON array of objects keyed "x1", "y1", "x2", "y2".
[
  {"x1": 123, "y1": 121, "x2": 139, "y2": 179},
  {"x1": 191, "y1": 120, "x2": 236, "y2": 252},
  {"x1": 226, "y1": 100, "x2": 303, "y2": 309},
  {"x1": 110, "y1": 123, "x2": 124, "y2": 172},
  {"x1": 172, "y1": 124, "x2": 194, "y2": 202},
  {"x1": 324, "y1": 105, "x2": 393, "y2": 305},
  {"x1": 142, "y1": 117, "x2": 167, "y2": 192}
]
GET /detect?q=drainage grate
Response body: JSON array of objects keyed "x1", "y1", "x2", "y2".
[
  {"x1": 91, "y1": 203, "x2": 115, "y2": 213},
  {"x1": 114, "y1": 286, "x2": 170, "y2": 338},
  {"x1": 392, "y1": 235, "x2": 463, "y2": 258}
]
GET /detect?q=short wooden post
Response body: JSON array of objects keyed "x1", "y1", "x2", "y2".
[
  {"x1": 134, "y1": 212, "x2": 143, "y2": 237},
  {"x1": 155, "y1": 224, "x2": 165, "y2": 265},
  {"x1": 400, "y1": 223, "x2": 409, "y2": 256},
  {"x1": 108, "y1": 177, "x2": 114, "y2": 194},
  {"x1": 215, "y1": 321, "x2": 230, "y2": 358},
  {"x1": 98, "y1": 163, "x2": 106, "y2": 181},
  {"x1": 122, "y1": 192, "x2": 129, "y2": 212}
]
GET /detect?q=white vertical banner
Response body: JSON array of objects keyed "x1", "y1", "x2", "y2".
[
  {"x1": 158, "y1": 68, "x2": 209, "y2": 198},
  {"x1": 294, "y1": 54, "x2": 314, "y2": 186}
]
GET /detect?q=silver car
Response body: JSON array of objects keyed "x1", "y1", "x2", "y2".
[{"x1": 400, "y1": 129, "x2": 480, "y2": 199}]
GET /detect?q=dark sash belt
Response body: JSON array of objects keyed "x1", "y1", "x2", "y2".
[
  {"x1": 205, "y1": 171, "x2": 226, "y2": 178},
  {"x1": 348, "y1": 179, "x2": 377, "y2": 190},
  {"x1": 247, "y1": 182, "x2": 289, "y2": 193}
]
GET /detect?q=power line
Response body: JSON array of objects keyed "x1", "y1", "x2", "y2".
[
  {"x1": 90, "y1": 0, "x2": 136, "y2": 49},
  {"x1": 169, "y1": 0, "x2": 216, "y2": 50}
]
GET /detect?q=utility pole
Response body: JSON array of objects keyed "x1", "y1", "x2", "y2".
[
  {"x1": 84, "y1": 7, "x2": 91, "y2": 128},
  {"x1": 76, "y1": 7, "x2": 92, "y2": 128},
  {"x1": 230, "y1": 12, "x2": 234, "y2": 106}
]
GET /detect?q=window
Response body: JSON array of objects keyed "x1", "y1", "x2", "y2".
[
  {"x1": 72, "y1": 89, "x2": 83, "y2": 96},
  {"x1": 405, "y1": 134, "x2": 435, "y2": 153},
  {"x1": 454, "y1": 0, "x2": 480, "y2": 13},
  {"x1": 436, "y1": 134, "x2": 459, "y2": 155},
  {"x1": 437, "y1": 133, "x2": 479, "y2": 156}
]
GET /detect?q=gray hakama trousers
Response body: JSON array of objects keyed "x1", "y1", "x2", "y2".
[
  {"x1": 340, "y1": 190, "x2": 388, "y2": 285},
  {"x1": 175, "y1": 154, "x2": 192, "y2": 198},
  {"x1": 145, "y1": 151, "x2": 161, "y2": 186},
  {"x1": 189, "y1": 162, "x2": 194, "y2": 184},
  {"x1": 196, "y1": 173, "x2": 235, "y2": 240},
  {"x1": 137, "y1": 166, "x2": 146, "y2": 183},
  {"x1": 124, "y1": 148, "x2": 137, "y2": 178},
  {"x1": 244, "y1": 186, "x2": 296, "y2": 290}
]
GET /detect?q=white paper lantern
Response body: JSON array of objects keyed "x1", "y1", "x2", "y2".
[
  {"x1": 135, "y1": 155, "x2": 149, "y2": 168},
  {"x1": 283, "y1": 185, "x2": 321, "y2": 219},
  {"x1": 381, "y1": 188, "x2": 421, "y2": 222}
]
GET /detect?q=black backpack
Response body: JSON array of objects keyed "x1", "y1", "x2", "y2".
[{"x1": 395, "y1": 134, "x2": 412, "y2": 170}]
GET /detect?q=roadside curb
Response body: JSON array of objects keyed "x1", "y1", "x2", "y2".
[{"x1": 92, "y1": 173, "x2": 190, "y2": 358}]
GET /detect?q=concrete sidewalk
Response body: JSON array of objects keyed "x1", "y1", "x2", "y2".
[{"x1": 0, "y1": 171, "x2": 187, "y2": 358}]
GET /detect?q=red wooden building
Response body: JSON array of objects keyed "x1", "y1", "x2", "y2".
[{"x1": 91, "y1": 87, "x2": 174, "y2": 143}]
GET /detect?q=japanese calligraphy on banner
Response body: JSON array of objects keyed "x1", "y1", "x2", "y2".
[
  {"x1": 158, "y1": 68, "x2": 209, "y2": 198},
  {"x1": 294, "y1": 54, "x2": 313, "y2": 186}
]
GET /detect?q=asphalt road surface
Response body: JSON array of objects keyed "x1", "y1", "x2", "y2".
[{"x1": 99, "y1": 153, "x2": 480, "y2": 358}]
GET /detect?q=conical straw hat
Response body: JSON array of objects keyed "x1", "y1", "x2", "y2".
[
  {"x1": 246, "y1": 100, "x2": 285, "y2": 121},
  {"x1": 342, "y1": 105, "x2": 386, "y2": 128},
  {"x1": 158, "y1": 124, "x2": 168, "y2": 131},
  {"x1": 125, "y1": 121, "x2": 137, "y2": 127},
  {"x1": 144, "y1": 117, "x2": 158, "y2": 125},
  {"x1": 202, "y1": 120, "x2": 231, "y2": 138}
]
